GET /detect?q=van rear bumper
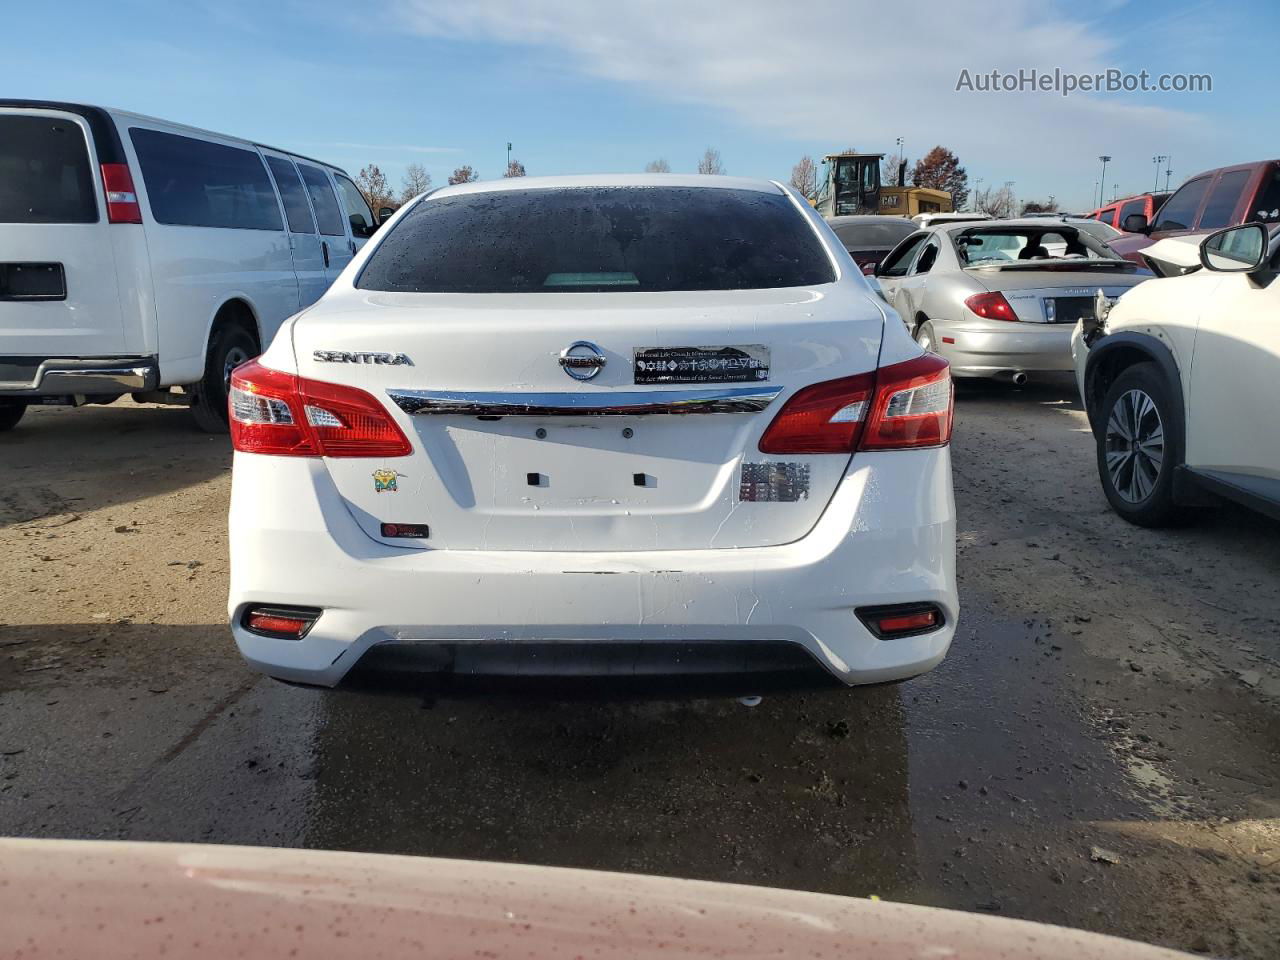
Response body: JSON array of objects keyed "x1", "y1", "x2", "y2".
[{"x1": 0, "y1": 356, "x2": 158, "y2": 396}]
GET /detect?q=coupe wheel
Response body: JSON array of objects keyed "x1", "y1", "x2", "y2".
[
  {"x1": 1096, "y1": 362, "x2": 1184, "y2": 526},
  {"x1": 914, "y1": 320, "x2": 937, "y2": 353}
]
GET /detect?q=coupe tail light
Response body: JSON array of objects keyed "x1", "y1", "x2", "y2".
[
  {"x1": 758, "y1": 354, "x2": 952, "y2": 453},
  {"x1": 229, "y1": 359, "x2": 412, "y2": 457},
  {"x1": 100, "y1": 163, "x2": 142, "y2": 224},
  {"x1": 964, "y1": 291, "x2": 1019, "y2": 322}
]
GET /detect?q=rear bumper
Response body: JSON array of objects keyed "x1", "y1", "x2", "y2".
[
  {"x1": 0, "y1": 356, "x2": 158, "y2": 397},
  {"x1": 227, "y1": 449, "x2": 958, "y2": 688},
  {"x1": 938, "y1": 322, "x2": 1074, "y2": 377}
]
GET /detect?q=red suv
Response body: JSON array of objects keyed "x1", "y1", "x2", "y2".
[
  {"x1": 1089, "y1": 192, "x2": 1170, "y2": 232},
  {"x1": 1108, "y1": 160, "x2": 1280, "y2": 264}
]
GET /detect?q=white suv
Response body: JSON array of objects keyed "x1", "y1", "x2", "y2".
[
  {"x1": 1072, "y1": 222, "x2": 1280, "y2": 525},
  {"x1": 226, "y1": 175, "x2": 958, "y2": 688},
  {"x1": 0, "y1": 100, "x2": 381, "y2": 432}
]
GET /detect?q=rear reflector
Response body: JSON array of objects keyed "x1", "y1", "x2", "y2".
[
  {"x1": 230, "y1": 359, "x2": 412, "y2": 458},
  {"x1": 758, "y1": 353, "x2": 952, "y2": 454},
  {"x1": 857, "y1": 603, "x2": 944, "y2": 639},
  {"x1": 100, "y1": 163, "x2": 142, "y2": 224},
  {"x1": 242, "y1": 606, "x2": 321, "y2": 640}
]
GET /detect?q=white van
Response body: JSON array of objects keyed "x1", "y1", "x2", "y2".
[{"x1": 0, "y1": 100, "x2": 385, "y2": 431}]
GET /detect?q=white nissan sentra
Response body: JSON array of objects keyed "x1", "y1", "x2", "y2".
[{"x1": 227, "y1": 175, "x2": 957, "y2": 688}]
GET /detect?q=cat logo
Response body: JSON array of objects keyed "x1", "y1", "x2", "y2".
[{"x1": 372, "y1": 469, "x2": 403, "y2": 493}]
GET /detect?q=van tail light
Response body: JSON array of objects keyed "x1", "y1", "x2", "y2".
[
  {"x1": 758, "y1": 353, "x2": 952, "y2": 454},
  {"x1": 229, "y1": 359, "x2": 411, "y2": 457},
  {"x1": 964, "y1": 291, "x2": 1018, "y2": 322},
  {"x1": 100, "y1": 163, "x2": 142, "y2": 224}
]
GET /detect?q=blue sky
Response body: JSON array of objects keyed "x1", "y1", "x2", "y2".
[{"x1": 2, "y1": 0, "x2": 1272, "y2": 211}]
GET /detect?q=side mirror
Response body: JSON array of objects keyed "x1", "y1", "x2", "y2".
[
  {"x1": 1200, "y1": 222, "x2": 1269, "y2": 273},
  {"x1": 348, "y1": 212, "x2": 374, "y2": 238},
  {"x1": 1121, "y1": 213, "x2": 1149, "y2": 233},
  {"x1": 377, "y1": 206, "x2": 396, "y2": 224}
]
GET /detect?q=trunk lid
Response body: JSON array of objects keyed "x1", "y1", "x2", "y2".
[
  {"x1": 292, "y1": 287, "x2": 883, "y2": 551},
  {"x1": 0, "y1": 108, "x2": 128, "y2": 364},
  {"x1": 965, "y1": 266, "x2": 1149, "y2": 324}
]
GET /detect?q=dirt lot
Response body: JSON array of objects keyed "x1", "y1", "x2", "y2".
[{"x1": 2, "y1": 382, "x2": 1278, "y2": 958}]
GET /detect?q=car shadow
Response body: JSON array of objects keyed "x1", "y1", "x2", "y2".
[{"x1": 0, "y1": 400, "x2": 230, "y2": 527}]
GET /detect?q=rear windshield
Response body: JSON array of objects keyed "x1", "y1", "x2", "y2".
[
  {"x1": 357, "y1": 187, "x2": 835, "y2": 293},
  {"x1": 0, "y1": 115, "x2": 98, "y2": 224},
  {"x1": 832, "y1": 221, "x2": 915, "y2": 250},
  {"x1": 956, "y1": 227, "x2": 1121, "y2": 265}
]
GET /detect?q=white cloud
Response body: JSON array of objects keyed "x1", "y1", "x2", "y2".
[
  {"x1": 329, "y1": 141, "x2": 462, "y2": 154},
  {"x1": 394, "y1": 0, "x2": 1215, "y2": 205}
]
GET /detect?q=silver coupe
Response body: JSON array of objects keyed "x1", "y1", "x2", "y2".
[{"x1": 875, "y1": 218, "x2": 1151, "y2": 382}]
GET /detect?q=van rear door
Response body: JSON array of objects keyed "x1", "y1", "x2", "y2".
[{"x1": 0, "y1": 106, "x2": 127, "y2": 359}]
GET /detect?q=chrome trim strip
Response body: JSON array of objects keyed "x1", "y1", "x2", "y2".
[{"x1": 387, "y1": 385, "x2": 783, "y2": 417}]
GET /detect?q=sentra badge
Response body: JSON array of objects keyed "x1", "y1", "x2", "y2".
[
  {"x1": 372, "y1": 469, "x2": 403, "y2": 493},
  {"x1": 314, "y1": 350, "x2": 413, "y2": 365}
]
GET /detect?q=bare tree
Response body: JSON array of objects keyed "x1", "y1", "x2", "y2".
[
  {"x1": 789, "y1": 155, "x2": 818, "y2": 200},
  {"x1": 448, "y1": 165, "x2": 479, "y2": 186},
  {"x1": 644, "y1": 158, "x2": 671, "y2": 173},
  {"x1": 356, "y1": 164, "x2": 395, "y2": 213},
  {"x1": 696, "y1": 147, "x2": 725, "y2": 175},
  {"x1": 399, "y1": 163, "x2": 432, "y2": 204},
  {"x1": 503, "y1": 159, "x2": 527, "y2": 178},
  {"x1": 881, "y1": 152, "x2": 909, "y2": 187},
  {"x1": 1020, "y1": 197, "x2": 1059, "y2": 215},
  {"x1": 974, "y1": 184, "x2": 1016, "y2": 219}
]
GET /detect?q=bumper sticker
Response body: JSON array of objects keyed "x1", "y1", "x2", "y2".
[
  {"x1": 634, "y1": 345, "x2": 769, "y2": 384},
  {"x1": 372, "y1": 469, "x2": 405, "y2": 493}
]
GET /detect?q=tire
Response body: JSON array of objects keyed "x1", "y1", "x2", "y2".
[
  {"x1": 190, "y1": 322, "x2": 258, "y2": 433},
  {"x1": 0, "y1": 400, "x2": 27, "y2": 432},
  {"x1": 1095, "y1": 362, "x2": 1185, "y2": 527},
  {"x1": 914, "y1": 320, "x2": 938, "y2": 353}
]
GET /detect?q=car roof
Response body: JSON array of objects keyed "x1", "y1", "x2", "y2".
[{"x1": 430, "y1": 174, "x2": 788, "y2": 200}]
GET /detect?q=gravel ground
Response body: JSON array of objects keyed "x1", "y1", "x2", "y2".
[{"x1": 1, "y1": 382, "x2": 1277, "y2": 958}]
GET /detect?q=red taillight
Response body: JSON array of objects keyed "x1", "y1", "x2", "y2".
[
  {"x1": 100, "y1": 163, "x2": 142, "y2": 224},
  {"x1": 964, "y1": 291, "x2": 1018, "y2": 322},
  {"x1": 758, "y1": 373, "x2": 875, "y2": 453},
  {"x1": 860, "y1": 353, "x2": 953, "y2": 450},
  {"x1": 758, "y1": 353, "x2": 952, "y2": 454},
  {"x1": 229, "y1": 359, "x2": 412, "y2": 458}
]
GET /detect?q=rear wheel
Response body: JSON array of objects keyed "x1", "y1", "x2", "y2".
[
  {"x1": 1096, "y1": 362, "x2": 1184, "y2": 526},
  {"x1": 914, "y1": 320, "x2": 937, "y2": 353},
  {"x1": 0, "y1": 400, "x2": 28, "y2": 432},
  {"x1": 191, "y1": 322, "x2": 257, "y2": 433}
]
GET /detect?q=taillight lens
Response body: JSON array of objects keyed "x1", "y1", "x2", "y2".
[
  {"x1": 758, "y1": 354, "x2": 952, "y2": 454},
  {"x1": 964, "y1": 291, "x2": 1019, "y2": 322},
  {"x1": 100, "y1": 163, "x2": 142, "y2": 224},
  {"x1": 229, "y1": 359, "x2": 412, "y2": 458},
  {"x1": 860, "y1": 353, "x2": 953, "y2": 450},
  {"x1": 758, "y1": 373, "x2": 875, "y2": 454}
]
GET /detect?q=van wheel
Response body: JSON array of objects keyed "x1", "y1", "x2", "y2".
[
  {"x1": 0, "y1": 400, "x2": 28, "y2": 432},
  {"x1": 914, "y1": 320, "x2": 938, "y2": 353},
  {"x1": 1096, "y1": 362, "x2": 1185, "y2": 527},
  {"x1": 191, "y1": 323, "x2": 258, "y2": 433}
]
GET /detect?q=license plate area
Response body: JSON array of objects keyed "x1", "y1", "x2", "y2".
[
  {"x1": 1047, "y1": 296, "x2": 1092, "y2": 324},
  {"x1": 0, "y1": 263, "x2": 66, "y2": 301}
]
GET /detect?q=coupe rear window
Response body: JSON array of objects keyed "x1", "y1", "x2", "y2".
[
  {"x1": 0, "y1": 115, "x2": 98, "y2": 224},
  {"x1": 832, "y1": 221, "x2": 916, "y2": 250},
  {"x1": 357, "y1": 187, "x2": 836, "y2": 293},
  {"x1": 956, "y1": 227, "x2": 1120, "y2": 265}
]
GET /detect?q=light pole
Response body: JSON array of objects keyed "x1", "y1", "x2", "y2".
[
  {"x1": 506, "y1": 142, "x2": 512, "y2": 174},
  {"x1": 1097, "y1": 156, "x2": 1111, "y2": 207},
  {"x1": 973, "y1": 177, "x2": 984, "y2": 212},
  {"x1": 1152, "y1": 155, "x2": 1168, "y2": 193},
  {"x1": 1164, "y1": 157, "x2": 1173, "y2": 192},
  {"x1": 895, "y1": 136, "x2": 904, "y2": 185},
  {"x1": 1004, "y1": 180, "x2": 1015, "y2": 217}
]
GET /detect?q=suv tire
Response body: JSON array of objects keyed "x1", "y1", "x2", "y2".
[
  {"x1": 1096, "y1": 361, "x2": 1185, "y2": 527},
  {"x1": 191, "y1": 323, "x2": 257, "y2": 433}
]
